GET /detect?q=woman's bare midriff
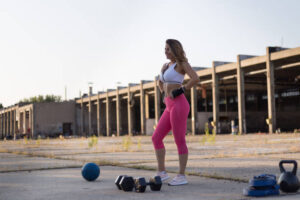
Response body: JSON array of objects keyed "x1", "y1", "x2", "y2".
[{"x1": 163, "y1": 83, "x2": 182, "y2": 97}]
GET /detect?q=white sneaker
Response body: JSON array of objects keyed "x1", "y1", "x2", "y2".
[
  {"x1": 168, "y1": 174, "x2": 188, "y2": 186},
  {"x1": 157, "y1": 171, "x2": 170, "y2": 182}
]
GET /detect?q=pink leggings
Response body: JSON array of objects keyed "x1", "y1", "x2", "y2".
[{"x1": 152, "y1": 94, "x2": 190, "y2": 154}]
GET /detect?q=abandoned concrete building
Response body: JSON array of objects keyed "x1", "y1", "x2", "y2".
[
  {"x1": 1, "y1": 46, "x2": 300, "y2": 139},
  {"x1": 0, "y1": 102, "x2": 76, "y2": 139}
]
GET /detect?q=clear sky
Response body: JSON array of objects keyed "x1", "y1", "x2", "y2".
[{"x1": 1, "y1": 0, "x2": 300, "y2": 107}]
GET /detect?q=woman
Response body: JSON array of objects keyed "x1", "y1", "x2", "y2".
[{"x1": 152, "y1": 39, "x2": 200, "y2": 186}]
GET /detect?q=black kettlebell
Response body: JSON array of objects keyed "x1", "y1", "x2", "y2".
[{"x1": 278, "y1": 160, "x2": 300, "y2": 193}]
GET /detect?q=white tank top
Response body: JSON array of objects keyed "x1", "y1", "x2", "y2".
[{"x1": 159, "y1": 63, "x2": 184, "y2": 84}]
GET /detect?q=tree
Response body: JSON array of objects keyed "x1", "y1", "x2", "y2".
[
  {"x1": 19, "y1": 95, "x2": 62, "y2": 104},
  {"x1": 0, "y1": 103, "x2": 3, "y2": 109}
]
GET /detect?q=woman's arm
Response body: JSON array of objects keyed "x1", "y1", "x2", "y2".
[
  {"x1": 158, "y1": 80, "x2": 164, "y2": 93},
  {"x1": 158, "y1": 63, "x2": 168, "y2": 93},
  {"x1": 181, "y1": 62, "x2": 200, "y2": 89},
  {"x1": 171, "y1": 62, "x2": 200, "y2": 99}
]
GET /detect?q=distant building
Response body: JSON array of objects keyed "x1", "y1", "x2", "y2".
[
  {"x1": 0, "y1": 101, "x2": 76, "y2": 139},
  {"x1": 1, "y1": 46, "x2": 300, "y2": 139}
]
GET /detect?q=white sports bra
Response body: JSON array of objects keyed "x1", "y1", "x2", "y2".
[{"x1": 159, "y1": 63, "x2": 184, "y2": 84}]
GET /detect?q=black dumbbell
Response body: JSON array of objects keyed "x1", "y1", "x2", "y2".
[
  {"x1": 115, "y1": 175, "x2": 124, "y2": 190},
  {"x1": 115, "y1": 175, "x2": 162, "y2": 193},
  {"x1": 149, "y1": 176, "x2": 162, "y2": 191},
  {"x1": 135, "y1": 176, "x2": 162, "y2": 192},
  {"x1": 134, "y1": 177, "x2": 147, "y2": 192},
  {"x1": 115, "y1": 175, "x2": 135, "y2": 192}
]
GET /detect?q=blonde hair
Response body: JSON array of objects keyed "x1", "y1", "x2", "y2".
[{"x1": 166, "y1": 39, "x2": 188, "y2": 63}]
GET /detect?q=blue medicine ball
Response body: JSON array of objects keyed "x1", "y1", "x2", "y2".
[{"x1": 81, "y1": 163, "x2": 100, "y2": 181}]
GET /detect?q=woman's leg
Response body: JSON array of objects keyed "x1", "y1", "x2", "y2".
[
  {"x1": 155, "y1": 148, "x2": 166, "y2": 172},
  {"x1": 152, "y1": 109, "x2": 172, "y2": 172},
  {"x1": 170, "y1": 95, "x2": 190, "y2": 175},
  {"x1": 178, "y1": 153, "x2": 188, "y2": 175}
]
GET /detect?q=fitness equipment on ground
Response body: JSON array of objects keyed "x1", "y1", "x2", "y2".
[
  {"x1": 243, "y1": 174, "x2": 280, "y2": 197},
  {"x1": 115, "y1": 175, "x2": 135, "y2": 191},
  {"x1": 278, "y1": 160, "x2": 300, "y2": 193},
  {"x1": 115, "y1": 175, "x2": 162, "y2": 192},
  {"x1": 81, "y1": 162, "x2": 100, "y2": 181},
  {"x1": 134, "y1": 176, "x2": 162, "y2": 192}
]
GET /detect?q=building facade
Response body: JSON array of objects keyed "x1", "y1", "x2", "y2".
[
  {"x1": 0, "y1": 101, "x2": 76, "y2": 139},
  {"x1": 1, "y1": 46, "x2": 300, "y2": 139},
  {"x1": 76, "y1": 46, "x2": 300, "y2": 137}
]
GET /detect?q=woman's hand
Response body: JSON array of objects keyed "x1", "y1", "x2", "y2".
[
  {"x1": 162, "y1": 92, "x2": 166, "y2": 104},
  {"x1": 171, "y1": 86, "x2": 185, "y2": 99},
  {"x1": 169, "y1": 91, "x2": 174, "y2": 99}
]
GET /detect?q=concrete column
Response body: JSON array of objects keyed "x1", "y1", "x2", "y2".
[
  {"x1": 23, "y1": 111, "x2": 26, "y2": 135},
  {"x1": 212, "y1": 62, "x2": 219, "y2": 134},
  {"x1": 24, "y1": 110, "x2": 28, "y2": 136},
  {"x1": 145, "y1": 93, "x2": 150, "y2": 119},
  {"x1": 2, "y1": 113, "x2": 4, "y2": 137},
  {"x1": 18, "y1": 112, "x2": 21, "y2": 134},
  {"x1": 0, "y1": 113, "x2": 1, "y2": 138},
  {"x1": 2, "y1": 113, "x2": 5, "y2": 138},
  {"x1": 32, "y1": 107, "x2": 35, "y2": 138},
  {"x1": 2, "y1": 113, "x2": 4, "y2": 138},
  {"x1": 8, "y1": 110, "x2": 12, "y2": 136},
  {"x1": 154, "y1": 77, "x2": 161, "y2": 125},
  {"x1": 0, "y1": 114, "x2": 1, "y2": 138},
  {"x1": 1, "y1": 113, "x2": 4, "y2": 138},
  {"x1": 32, "y1": 106, "x2": 35, "y2": 138},
  {"x1": 116, "y1": 87, "x2": 121, "y2": 137},
  {"x1": 80, "y1": 97, "x2": 84, "y2": 137},
  {"x1": 106, "y1": 91, "x2": 111, "y2": 136},
  {"x1": 9, "y1": 111, "x2": 11, "y2": 136},
  {"x1": 29, "y1": 108, "x2": 33, "y2": 138},
  {"x1": 17, "y1": 110, "x2": 21, "y2": 135},
  {"x1": 6, "y1": 112, "x2": 9, "y2": 137},
  {"x1": 3, "y1": 113, "x2": 5, "y2": 138},
  {"x1": 237, "y1": 55, "x2": 247, "y2": 134},
  {"x1": 3, "y1": 113, "x2": 5, "y2": 137},
  {"x1": 13, "y1": 110, "x2": 15, "y2": 136},
  {"x1": 2, "y1": 113, "x2": 5, "y2": 137},
  {"x1": 2, "y1": 113, "x2": 6, "y2": 137},
  {"x1": 88, "y1": 96, "x2": 92, "y2": 137},
  {"x1": 11, "y1": 110, "x2": 14, "y2": 136},
  {"x1": 5, "y1": 112, "x2": 8, "y2": 137},
  {"x1": 0, "y1": 113, "x2": 3, "y2": 138},
  {"x1": 190, "y1": 86, "x2": 198, "y2": 135},
  {"x1": 6, "y1": 111, "x2": 10, "y2": 136},
  {"x1": 12, "y1": 110, "x2": 15, "y2": 139},
  {"x1": 266, "y1": 47, "x2": 276, "y2": 134},
  {"x1": 96, "y1": 93, "x2": 101, "y2": 137},
  {"x1": 127, "y1": 85, "x2": 133, "y2": 136},
  {"x1": 140, "y1": 81, "x2": 146, "y2": 135}
]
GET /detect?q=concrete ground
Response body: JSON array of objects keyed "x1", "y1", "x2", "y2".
[{"x1": 0, "y1": 133, "x2": 300, "y2": 200}]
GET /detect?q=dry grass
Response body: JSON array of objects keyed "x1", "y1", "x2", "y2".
[{"x1": 1, "y1": 133, "x2": 300, "y2": 182}]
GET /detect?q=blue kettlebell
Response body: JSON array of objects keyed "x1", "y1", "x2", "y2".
[
  {"x1": 81, "y1": 163, "x2": 100, "y2": 181},
  {"x1": 278, "y1": 160, "x2": 300, "y2": 193}
]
